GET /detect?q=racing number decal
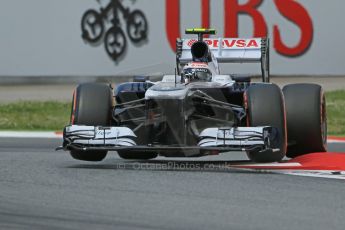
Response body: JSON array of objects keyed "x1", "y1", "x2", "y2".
[{"x1": 166, "y1": 0, "x2": 314, "y2": 57}]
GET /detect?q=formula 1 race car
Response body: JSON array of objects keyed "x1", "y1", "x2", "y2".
[{"x1": 59, "y1": 28, "x2": 327, "y2": 163}]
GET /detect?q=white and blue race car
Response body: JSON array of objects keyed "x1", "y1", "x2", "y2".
[{"x1": 59, "y1": 28, "x2": 327, "y2": 162}]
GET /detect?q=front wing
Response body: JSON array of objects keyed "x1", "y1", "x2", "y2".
[{"x1": 59, "y1": 125, "x2": 281, "y2": 157}]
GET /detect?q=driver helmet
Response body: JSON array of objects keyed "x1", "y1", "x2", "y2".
[{"x1": 182, "y1": 62, "x2": 212, "y2": 83}]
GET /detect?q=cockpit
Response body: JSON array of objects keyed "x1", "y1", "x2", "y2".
[{"x1": 182, "y1": 67, "x2": 212, "y2": 83}]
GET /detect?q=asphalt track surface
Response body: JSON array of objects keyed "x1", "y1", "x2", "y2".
[{"x1": 1, "y1": 138, "x2": 345, "y2": 230}]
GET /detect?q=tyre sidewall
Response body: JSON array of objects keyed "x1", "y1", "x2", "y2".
[{"x1": 245, "y1": 84, "x2": 287, "y2": 162}]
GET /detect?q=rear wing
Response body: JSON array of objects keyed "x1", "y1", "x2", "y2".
[{"x1": 176, "y1": 38, "x2": 270, "y2": 82}]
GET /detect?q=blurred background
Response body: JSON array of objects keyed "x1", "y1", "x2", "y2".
[{"x1": 0, "y1": 0, "x2": 344, "y2": 134}]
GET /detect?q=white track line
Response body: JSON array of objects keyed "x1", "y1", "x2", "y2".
[
  {"x1": 0, "y1": 131, "x2": 62, "y2": 139},
  {"x1": 276, "y1": 170, "x2": 345, "y2": 180},
  {"x1": 233, "y1": 162, "x2": 302, "y2": 167},
  {"x1": 327, "y1": 139, "x2": 345, "y2": 143},
  {"x1": 1, "y1": 131, "x2": 344, "y2": 180}
]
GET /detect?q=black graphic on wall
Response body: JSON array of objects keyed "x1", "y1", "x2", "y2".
[{"x1": 81, "y1": 0, "x2": 148, "y2": 61}]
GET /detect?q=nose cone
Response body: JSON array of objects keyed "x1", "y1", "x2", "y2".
[{"x1": 145, "y1": 82, "x2": 189, "y2": 100}]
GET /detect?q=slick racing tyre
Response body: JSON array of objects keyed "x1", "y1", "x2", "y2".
[
  {"x1": 245, "y1": 84, "x2": 287, "y2": 163},
  {"x1": 117, "y1": 151, "x2": 157, "y2": 160},
  {"x1": 283, "y1": 84, "x2": 327, "y2": 158},
  {"x1": 69, "y1": 83, "x2": 113, "y2": 161}
]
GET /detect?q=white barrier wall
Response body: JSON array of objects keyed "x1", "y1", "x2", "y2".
[{"x1": 0, "y1": 0, "x2": 344, "y2": 76}]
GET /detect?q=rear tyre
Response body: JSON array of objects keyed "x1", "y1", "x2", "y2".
[
  {"x1": 69, "y1": 83, "x2": 113, "y2": 161},
  {"x1": 245, "y1": 84, "x2": 287, "y2": 162},
  {"x1": 117, "y1": 151, "x2": 157, "y2": 160},
  {"x1": 283, "y1": 84, "x2": 327, "y2": 158}
]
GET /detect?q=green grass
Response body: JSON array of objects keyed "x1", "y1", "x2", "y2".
[
  {"x1": 326, "y1": 90, "x2": 345, "y2": 136},
  {"x1": 0, "y1": 90, "x2": 344, "y2": 135},
  {"x1": 0, "y1": 101, "x2": 71, "y2": 131}
]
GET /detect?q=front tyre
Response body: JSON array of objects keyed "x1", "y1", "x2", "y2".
[
  {"x1": 69, "y1": 83, "x2": 113, "y2": 161},
  {"x1": 245, "y1": 84, "x2": 287, "y2": 163},
  {"x1": 283, "y1": 84, "x2": 327, "y2": 158}
]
